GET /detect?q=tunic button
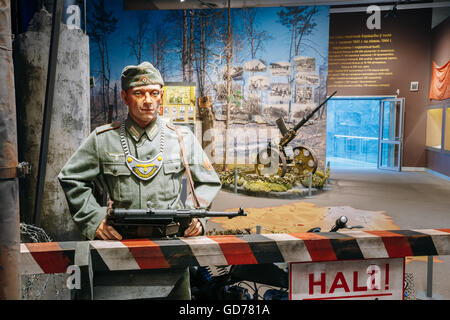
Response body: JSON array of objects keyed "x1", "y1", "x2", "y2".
[{"x1": 112, "y1": 167, "x2": 118, "y2": 175}]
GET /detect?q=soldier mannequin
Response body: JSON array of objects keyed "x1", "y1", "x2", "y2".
[{"x1": 58, "y1": 62, "x2": 222, "y2": 299}]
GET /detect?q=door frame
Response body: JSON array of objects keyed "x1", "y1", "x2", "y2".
[
  {"x1": 326, "y1": 95, "x2": 396, "y2": 168},
  {"x1": 377, "y1": 98, "x2": 405, "y2": 171}
]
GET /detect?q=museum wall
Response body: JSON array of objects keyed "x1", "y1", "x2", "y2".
[
  {"x1": 426, "y1": 16, "x2": 450, "y2": 177},
  {"x1": 327, "y1": 9, "x2": 432, "y2": 168}
]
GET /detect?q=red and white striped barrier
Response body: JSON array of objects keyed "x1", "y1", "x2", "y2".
[{"x1": 20, "y1": 229, "x2": 450, "y2": 275}]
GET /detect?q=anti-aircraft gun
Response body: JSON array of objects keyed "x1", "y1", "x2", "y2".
[{"x1": 255, "y1": 91, "x2": 337, "y2": 177}]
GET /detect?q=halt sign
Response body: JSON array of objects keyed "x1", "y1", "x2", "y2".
[{"x1": 289, "y1": 258, "x2": 404, "y2": 300}]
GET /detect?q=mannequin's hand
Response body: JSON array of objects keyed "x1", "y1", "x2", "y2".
[
  {"x1": 95, "y1": 218, "x2": 122, "y2": 240},
  {"x1": 95, "y1": 200, "x2": 122, "y2": 240},
  {"x1": 183, "y1": 218, "x2": 203, "y2": 237}
]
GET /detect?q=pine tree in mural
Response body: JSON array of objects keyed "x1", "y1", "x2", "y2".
[
  {"x1": 193, "y1": 9, "x2": 225, "y2": 97},
  {"x1": 241, "y1": 7, "x2": 271, "y2": 60},
  {"x1": 125, "y1": 13, "x2": 150, "y2": 64},
  {"x1": 277, "y1": 6, "x2": 318, "y2": 59},
  {"x1": 149, "y1": 25, "x2": 169, "y2": 79},
  {"x1": 277, "y1": 6, "x2": 318, "y2": 118},
  {"x1": 87, "y1": 0, "x2": 117, "y2": 123}
]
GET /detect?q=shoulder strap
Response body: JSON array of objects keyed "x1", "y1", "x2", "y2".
[
  {"x1": 174, "y1": 126, "x2": 201, "y2": 209},
  {"x1": 96, "y1": 121, "x2": 121, "y2": 135}
]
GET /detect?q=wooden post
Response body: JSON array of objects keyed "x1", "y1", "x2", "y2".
[
  {"x1": 0, "y1": 0, "x2": 20, "y2": 299},
  {"x1": 198, "y1": 96, "x2": 215, "y2": 158},
  {"x1": 223, "y1": 0, "x2": 232, "y2": 171}
]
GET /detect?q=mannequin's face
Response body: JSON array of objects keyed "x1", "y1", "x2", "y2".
[{"x1": 121, "y1": 84, "x2": 163, "y2": 127}]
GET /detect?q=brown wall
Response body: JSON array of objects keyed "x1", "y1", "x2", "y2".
[
  {"x1": 328, "y1": 9, "x2": 432, "y2": 167},
  {"x1": 426, "y1": 16, "x2": 450, "y2": 177}
]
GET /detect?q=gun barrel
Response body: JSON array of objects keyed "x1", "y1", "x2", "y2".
[
  {"x1": 109, "y1": 209, "x2": 147, "y2": 219},
  {"x1": 279, "y1": 91, "x2": 337, "y2": 147},
  {"x1": 276, "y1": 118, "x2": 289, "y2": 136},
  {"x1": 109, "y1": 207, "x2": 247, "y2": 220},
  {"x1": 292, "y1": 91, "x2": 337, "y2": 132}
]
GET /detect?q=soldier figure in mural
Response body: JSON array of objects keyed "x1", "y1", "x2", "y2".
[{"x1": 58, "y1": 62, "x2": 222, "y2": 298}]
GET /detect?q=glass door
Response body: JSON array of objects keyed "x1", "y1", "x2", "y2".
[{"x1": 378, "y1": 98, "x2": 404, "y2": 171}]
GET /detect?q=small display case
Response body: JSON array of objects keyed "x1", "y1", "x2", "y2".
[
  {"x1": 426, "y1": 108, "x2": 443, "y2": 149},
  {"x1": 445, "y1": 107, "x2": 450, "y2": 151}
]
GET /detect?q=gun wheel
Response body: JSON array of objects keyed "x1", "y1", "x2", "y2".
[
  {"x1": 292, "y1": 146, "x2": 318, "y2": 175},
  {"x1": 255, "y1": 147, "x2": 287, "y2": 177}
]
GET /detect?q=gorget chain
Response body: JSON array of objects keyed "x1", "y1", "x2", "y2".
[{"x1": 120, "y1": 120, "x2": 165, "y2": 181}]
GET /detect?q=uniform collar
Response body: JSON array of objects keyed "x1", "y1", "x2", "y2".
[{"x1": 125, "y1": 114, "x2": 160, "y2": 142}]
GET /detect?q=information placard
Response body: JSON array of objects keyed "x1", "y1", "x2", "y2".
[{"x1": 290, "y1": 258, "x2": 404, "y2": 300}]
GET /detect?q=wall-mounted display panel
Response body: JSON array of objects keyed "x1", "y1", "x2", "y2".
[
  {"x1": 426, "y1": 108, "x2": 443, "y2": 149},
  {"x1": 161, "y1": 83, "x2": 196, "y2": 125}
]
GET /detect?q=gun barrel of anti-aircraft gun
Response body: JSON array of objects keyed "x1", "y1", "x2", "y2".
[
  {"x1": 279, "y1": 91, "x2": 337, "y2": 147},
  {"x1": 292, "y1": 91, "x2": 337, "y2": 132}
]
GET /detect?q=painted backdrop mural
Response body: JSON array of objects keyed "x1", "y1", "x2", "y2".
[{"x1": 87, "y1": 1, "x2": 330, "y2": 168}]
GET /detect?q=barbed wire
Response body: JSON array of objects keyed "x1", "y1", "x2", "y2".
[
  {"x1": 20, "y1": 223, "x2": 65, "y2": 300},
  {"x1": 20, "y1": 223, "x2": 52, "y2": 243},
  {"x1": 404, "y1": 272, "x2": 416, "y2": 300}
]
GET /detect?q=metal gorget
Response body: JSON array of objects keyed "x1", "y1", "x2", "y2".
[{"x1": 120, "y1": 121, "x2": 165, "y2": 181}]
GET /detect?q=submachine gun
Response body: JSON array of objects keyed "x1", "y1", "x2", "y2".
[
  {"x1": 108, "y1": 202, "x2": 247, "y2": 239},
  {"x1": 255, "y1": 91, "x2": 337, "y2": 177}
]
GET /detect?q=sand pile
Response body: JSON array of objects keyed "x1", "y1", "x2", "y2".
[{"x1": 210, "y1": 201, "x2": 398, "y2": 233}]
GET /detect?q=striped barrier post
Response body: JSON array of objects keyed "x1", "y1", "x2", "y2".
[{"x1": 20, "y1": 229, "x2": 450, "y2": 275}]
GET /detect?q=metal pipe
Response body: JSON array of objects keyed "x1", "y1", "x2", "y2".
[
  {"x1": 426, "y1": 256, "x2": 433, "y2": 298},
  {"x1": 0, "y1": 0, "x2": 21, "y2": 300},
  {"x1": 323, "y1": 161, "x2": 332, "y2": 191},
  {"x1": 305, "y1": 172, "x2": 313, "y2": 198},
  {"x1": 234, "y1": 167, "x2": 238, "y2": 194},
  {"x1": 33, "y1": 0, "x2": 63, "y2": 225}
]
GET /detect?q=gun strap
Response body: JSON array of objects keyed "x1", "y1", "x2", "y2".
[{"x1": 175, "y1": 126, "x2": 201, "y2": 209}]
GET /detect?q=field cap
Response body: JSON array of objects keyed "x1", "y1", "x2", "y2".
[{"x1": 121, "y1": 61, "x2": 164, "y2": 91}]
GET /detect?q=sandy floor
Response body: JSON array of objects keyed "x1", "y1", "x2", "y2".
[
  {"x1": 210, "y1": 201, "x2": 398, "y2": 233},
  {"x1": 209, "y1": 201, "x2": 443, "y2": 264}
]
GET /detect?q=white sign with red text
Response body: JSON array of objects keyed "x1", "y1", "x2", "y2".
[{"x1": 289, "y1": 258, "x2": 404, "y2": 300}]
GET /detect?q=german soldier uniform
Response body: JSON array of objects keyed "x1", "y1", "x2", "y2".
[{"x1": 58, "y1": 62, "x2": 221, "y2": 299}]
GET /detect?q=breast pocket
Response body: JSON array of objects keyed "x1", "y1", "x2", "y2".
[
  {"x1": 102, "y1": 163, "x2": 133, "y2": 205},
  {"x1": 163, "y1": 159, "x2": 184, "y2": 197}
]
